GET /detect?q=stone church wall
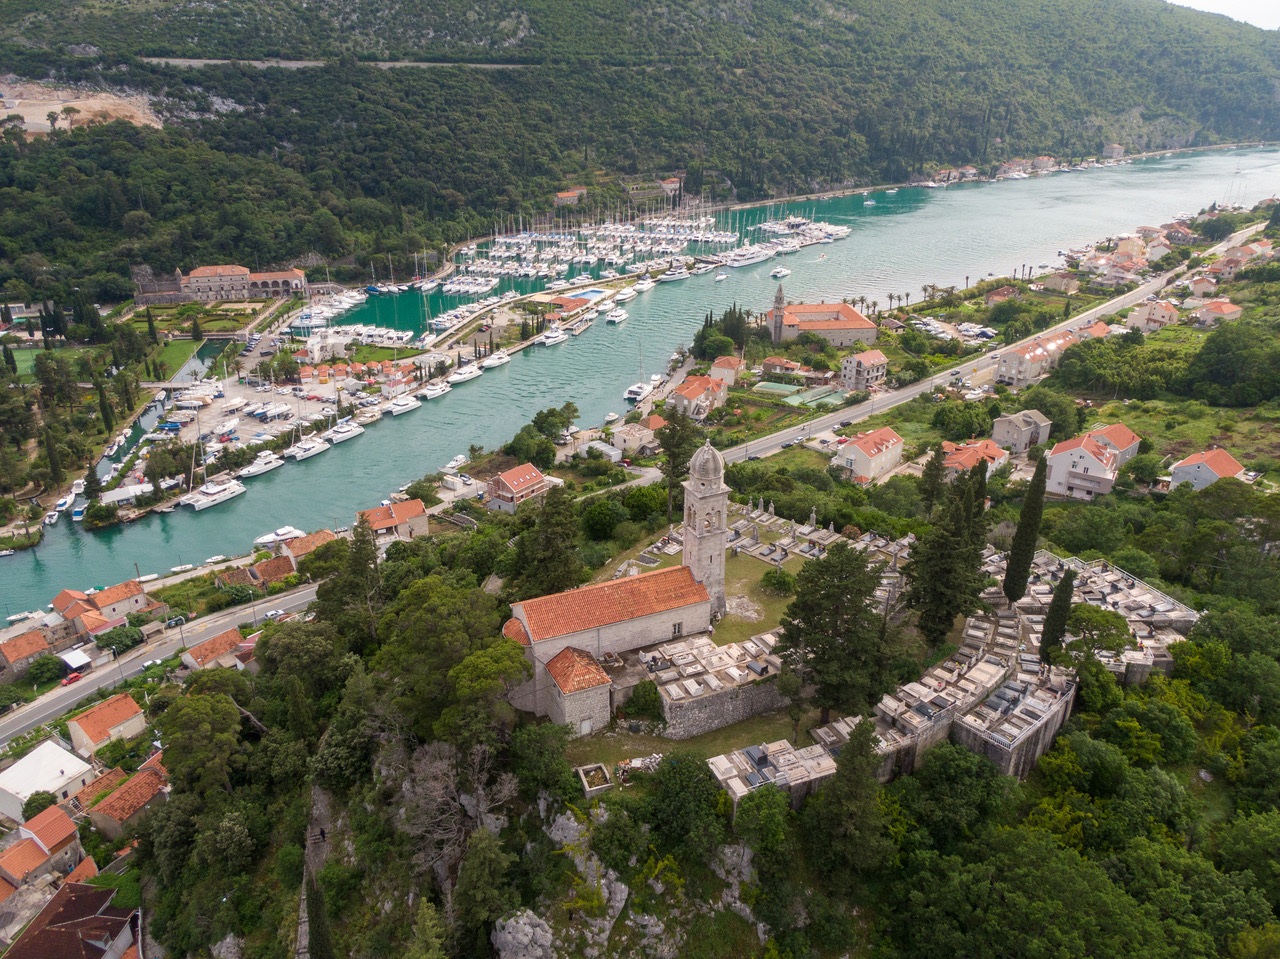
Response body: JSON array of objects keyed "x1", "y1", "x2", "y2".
[{"x1": 661, "y1": 678, "x2": 785, "y2": 740}]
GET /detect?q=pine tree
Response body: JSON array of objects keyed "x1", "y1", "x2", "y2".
[
  {"x1": 306, "y1": 873, "x2": 336, "y2": 959},
  {"x1": 44, "y1": 428, "x2": 63, "y2": 485},
  {"x1": 1040, "y1": 569, "x2": 1075, "y2": 665},
  {"x1": 1002, "y1": 456, "x2": 1047, "y2": 604},
  {"x1": 84, "y1": 465, "x2": 102, "y2": 502},
  {"x1": 905, "y1": 484, "x2": 986, "y2": 648},
  {"x1": 919, "y1": 444, "x2": 947, "y2": 516}
]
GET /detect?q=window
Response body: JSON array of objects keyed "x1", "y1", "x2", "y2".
[{"x1": 672, "y1": 622, "x2": 683, "y2": 638}]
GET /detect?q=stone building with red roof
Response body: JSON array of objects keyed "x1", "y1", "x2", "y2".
[
  {"x1": 1169, "y1": 448, "x2": 1246, "y2": 491},
  {"x1": 177, "y1": 263, "x2": 308, "y2": 302},
  {"x1": 486, "y1": 465, "x2": 551, "y2": 514},
  {"x1": 88, "y1": 768, "x2": 168, "y2": 841},
  {"x1": 182, "y1": 627, "x2": 248, "y2": 671},
  {"x1": 357, "y1": 499, "x2": 430, "y2": 541},
  {"x1": 66, "y1": 694, "x2": 147, "y2": 758},
  {"x1": 767, "y1": 286, "x2": 878, "y2": 347},
  {"x1": 3, "y1": 880, "x2": 137, "y2": 959},
  {"x1": 0, "y1": 630, "x2": 51, "y2": 682}
]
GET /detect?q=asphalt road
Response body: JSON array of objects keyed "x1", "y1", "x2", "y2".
[{"x1": 0, "y1": 584, "x2": 318, "y2": 745}]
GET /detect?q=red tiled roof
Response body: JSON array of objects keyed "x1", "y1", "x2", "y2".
[
  {"x1": 942, "y1": 439, "x2": 1007, "y2": 473},
  {"x1": 0, "y1": 878, "x2": 14, "y2": 903},
  {"x1": 502, "y1": 618, "x2": 530, "y2": 647},
  {"x1": 188, "y1": 265, "x2": 250, "y2": 278},
  {"x1": 284, "y1": 530, "x2": 336, "y2": 559},
  {"x1": 71, "y1": 768, "x2": 128, "y2": 810},
  {"x1": 546, "y1": 647, "x2": 611, "y2": 694},
  {"x1": 65, "y1": 858, "x2": 98, "y2": 882},
  {"x1": 640, "y1": 415, "x2": 667, "y2": 431},
  {"x1": 92, "y1": 769, "x2": 166, "y2": 824},
  {"x1": 1087, "y1": 423, "x2": 1140, "y2": 451},
  {"x1": 711, "y1": 355, "x2": 745, "y2": 369},
  {"x1": 1049, "y1": 435, "x2": 1116, "y2": 468},
  {"x1": 139, "y1": 751, "x2": 167, "y2": 778},
  {"x1": 251, "y1": 269, "x2": 305, "y2": 282},
  {"x1": 216, "y1": 567, "x2": 255, "y2": 588},
  {"x1": 68, "y1": 694, "x2": 142, "y2": 748},
  {"x1": 24, "y1": 805, "x2": 78, "y2": 853},
  {"x1": 846, "y1": 427, "x2": 903, "y2": 458},
  {"x1": 491, "y1": 465, "x2": 547, "y2": 496},
  {"x1": 852, "y1": 349, "x2": 888, "y2": 367},
  {"x1": 51, "y1": 589, "x2": 88, "y2": 615},
  {"x1": 77, "y1": 609, "x2": 116, "y2": 635},
  {"x1": 358, "y1": 498, "x2": 427, "y2": 532},
  {"x1": 90, "y1": 581, "x2": 143, "y2": 609},
  {"x1": 252, "y1": 555, "x2": 295, "y2": 586},
  {"x1": 0, "y1": 839, "x2": 48, "y2": 881},
  {"x1": 1175, "y1": 448, "x2": 1244, "y2": 478},
  {"x1": 674, "y1": 375, "x2": 725, "y2": 401},
  {"x1": 4, "y1": 881, "x2": 131, "y2": 959},
  {"x1": 514, "y1": 567, "x2": 709, "y2": 644},
  {"x1": 780, "y1": 303, "x2": 875, "y2": 330},
  {"x1": 186, "y1": 627, "x2": 244, "y2": 667},
  {"x1": 0, "y1": 629, "x2": 49, "y2": 664}
]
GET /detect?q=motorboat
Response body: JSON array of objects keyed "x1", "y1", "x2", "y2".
[
  {"x1": 769, "y1": 266, "x2": 791, "y2": 279},
  {"x1": 254, "y1": 526, "x2": 306, "y2": 546},
  {"x1": 71, "y1": 505, "x2": 87, "y2": 522},
  {"x1": 205, "y1": 555, "x2": 228, "y2": 564},
  {"x1": 715, "y1": 271, "x2": 729, "y2": 282},
  {"x1": 606, "y1": 308, "x2": 629, "y2": 324},
  {"x1": 540, "y1": 327, "x2": 568, "y2": 345},
  {"x1": 447, "y1": 365, "x2": 485, "y2": 383},
  {"x1": 181, "y1": 480, "x2": 247, "y2": 511},
  {"x1": 237, "y1": 450, "x2": 285, "y2": 478},
  {"x1": 624, "y1": 382, "x2": 653, "y2": 402},
  {"x1": 0, "y1": 550, "x2": 14, "y2": 557},
  {"x1": 55, "y1": 494, "x2": 75, "y2": 512},
  {"x1": 596, "y1": 299, "x2": 616, "y2": 312},
  {"x1": 633, "y1": 276, "x2": 656, "y2": 292},
  {"x1": 284, "y1": 437, "x2": 331, "y2": 461},
  {"x1": 721, "y1": 245, "x2": 775, "y2": 268},
  {"x1": 885, "y1": 188, "x2": 898, "y2": 194},
  {"x1": 658, "y1": 265, "x2": 691, "y2": 282},
  {"x1": 481, "y1": 350, "x2": 511, "y2": 369},
  {"x1": 418, "y1": 382, "x2": 452, "y2": 400},
  {"x1": 863, "y1": 198, "x2": 876, "y2": 205},
  {"x1": 324, "y1": 422, "x2": 365, "y2": 444},
  {"x1": 692, "y1": 263, "x2": 714, "y2": 275},
  {"x1": 71, "y1": 479, "x2": 85, "y2": 495},
  {"x1": 43, "y1": 511, "x2": 59, "y2": 526},
  {"x1": 444, "y1": 454, "x2": 467, "y2": 471},
  {"x1": 389, "y1": 395, "x2": 423, "y2": 415},
  {"x1": 603, "y1": 412, "x2": 620, "y2": 424},
  {"x1": 614, "y1": 287, "x2": 638, "y2": 302}
]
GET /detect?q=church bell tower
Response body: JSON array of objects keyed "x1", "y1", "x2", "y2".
[{"x1": 683, "y1": 440, "x2": 729, "y2": 616}]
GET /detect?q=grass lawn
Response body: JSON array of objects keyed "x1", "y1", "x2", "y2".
[
  {"x1": 153, "y1": 339, "x2": 199, "y2": 375},
  {"x1": 10, "y1": 346, "x2": 94, "y2": 383},
  {"x1": 564, "y1": 705, "x2": 823, "y2": 769},
  {"x1": 345, "y1": 344, "x2": 424, "y2": 364}
]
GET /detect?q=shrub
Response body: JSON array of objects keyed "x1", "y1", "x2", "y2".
[
  {"x1": 760, "y1": 568, "x2": 797, "y2": 595},
  {"x1": 626, "y1": 680, "x2": 664, "y2": 722}
]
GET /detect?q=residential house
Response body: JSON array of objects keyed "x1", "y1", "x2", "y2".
[
  {"x1": 282, "y1": 529, "x2": 337, "y2": 568},
  {"x1": 1046, "y1": 434, "x2": 1119, "y2": 500},
  {"x1": 15, "y1": 805, "x2": 83, "y2": 878},
  {"x1": 583, "y1": 440, "x2": 623, "y2": 464},
  {"x1": 941, "y1": 440, "x2": 1009, "y2": 480},
  {"x1": 250, "y1": 555, "x2": 295, "y2": 588},
  {"x1": 88, "y1": 768, "x2": 169, "y2": 840},
  {"x1": 3, "y1": 881, "x2": 137, "y2": 959},
  {"x1": 505, "y1": 566, "x2": 712, "y2": 722},
  {"x1": 1126, "y1": 299, "x2": 1179, "y2": 333},
  {"x1": 1192, "y1": 300, "x2": 1243, "y2": 326},
  {"x1": 0, "y1": 741, "x2": 94, "y2": 822},
  {"x1": 182, "y1": 627, "x2": 248, "y2": 671},
  {"x1": 1031, "y1": 156, "x2": 1056, "y2": 172},
  {"x1": 48, "y1": 580, "x2": 160, "y2": 641},
  {"x1": 1169, "y1": 449, "x2": 1246, "y2": 491},
  {"x1": 710, "y1": 355, "x2": 746, "y2": 386},
  {"x1": 1075, "y1": 320, "x2": 1113, "y2": 340},
  {"x1": 1043, "y1": 272, "x2": 1080, "y2": 294},
  {"x1": 659, "y1": 177, "x2": 682, "y2": 198},
  {"x1": 357, "y1": 498, "x2": 430, "y2": 540},
  {"x1": 610, "y1": 423, "x2": 659, "y2": 456},
  {"x1": 0, "y1": 630, "x2": 50, "y2": 682},
  {"x1": 1147, "y1": 240, "x2": 1173, "y2": 261},
  {"x1": 992, "y1": 410, "x2": 1053, "y2": 453},
  {"x1": 1162, "y1": 222, "x2": 1196, "y2": 244},
  {"x1": 984, "y1": 286, "x2": 1019, "y2": 307},
  {"x1": 1135, "y1": 226, "x2": 1167, "y2": 239},
  {"x1": 1085, "y1": 423, "x2": 1142, "y2": 467},
  {"x1": 1189, "y1": 276, "x2": 1218, "y2": 298},
  {"x1": 639, "y1": 414, "x2": 667, "y2": 433},
  {"x1": 66, "y1": 694, "x2": 146, "y2": 758},
  {"x1": 486, "y1": 465, "x2": 551, "y2": 514},
  {"x1": 553, "y1": 188, "x2": 586, "y2": 207},
  {"x1": 766, "y1": 288, "x2": 878, "y2": 347},
  {"x1": 837, "y1": 427, "x2": 904, "y2": 484},
  {"x1": 840, "y1": 349, "x2": 889, "y2": 392},
  {"x1": 669, "y1": 375, "x2": 727, "y2": 421},
  {"x1": 1114, "y1": 236, "x2": 1147, "y2": 258},
  {"x1": 762, "y1": 356, "x2": 802, "y2": 378},
  {"x1": 1079, "y1": 253, "x2": 1115, "y2": 274},
  {"x1": 63, "y1": 768, "x2": 128, "y2": 816},
  {"x1": 995, "y1": 332, "x2": 1078, "y2": 387}
]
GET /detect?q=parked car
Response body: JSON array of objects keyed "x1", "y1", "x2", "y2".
[
  {"x1": 60, "y1": 672, "x2": 83, "y2": 686},
  {"x1": 265, "y1": 609, "x2": 285, "y2": 620}
]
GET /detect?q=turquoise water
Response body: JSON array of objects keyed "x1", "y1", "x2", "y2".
[{"x1": 5, "y1": 148, "x2": 1278, "y2": 611}]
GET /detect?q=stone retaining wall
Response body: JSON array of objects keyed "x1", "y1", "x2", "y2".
[{"x1": 662, "y1": 678, "x2": 785, "y2": 740}]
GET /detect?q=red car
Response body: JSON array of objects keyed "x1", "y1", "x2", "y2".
[{"x1": 60, "y1": 672, "x2": 83, "y2": 686}]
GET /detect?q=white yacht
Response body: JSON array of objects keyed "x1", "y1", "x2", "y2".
[
  {"x1": 447, "y1": 365, "x2": 484, "y2": 384},
  {"x1": 254, "y1": 526, "x2": 307, "y2": 546},
  {"x1": 237, "y1": 450, "x2": 285, "y2": 478},
  {"x1": 389, "y1": 395, "x2": 423, "y2": 415},
  {"x1": 418, "y1": 382, "x2": 452, "y2": 400},
  {"x1": 284, "y1": 437, "x2": 331, "y2": 461},
  {"x1": 444, "y1": 455, "x2": 467, "y2": 471},
  {"x1": 692, "y1": 263, "x2": 714, "y2": 275},
  {"x1": 633, "y1": 276, "x2": 657, "y2": 292},
  {"x1": 181, "y1": 480, "x2": 247, "y2": 511},
  {"x1": 55, "y1": 494, "x2": 75, "y2": 512},
  {"x1": 541, "y1": 327, "x2": 569, "y2": 345},
  {"x1": 71, "y1": 479, "x2": 85, "y2": 495},
  {"x1": 614, "y1": 287, "x2": 638, "y2": 303},
  {"x1": 722, "y1": 245, "x2": 775, "y2": 268},
  {"x1": 624, "y1": 381, "x2": 653, "y2": 402},
  {"x1": 770, "y1": 266, "x2": 791, "y2": 279},
  {"x1": 659, "y1": 265, "x2": 691, "y2": 282},
  {"x1": 715, "y1": 271, "x2": 729, "y2": 282},
  {"x1": 481, "y1": 350, "x2": 511, "y2": 369},
  {"x1": 324, "y1": 422, "x2": 365, "y2": 444},
  {"x1": 606, "y1": 308, "x2": 629, "y2": 324},
  {"x1": 71, "y1": 504, "x2": 87, "y2": 522},
  {"x1": 603, "y1": 412, "x2": 620, "y2": 424}
]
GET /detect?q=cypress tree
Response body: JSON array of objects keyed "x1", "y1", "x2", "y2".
[
  {"x1": 1003, "y1": 456, "x2": 1047, "y2": 604},
  {"x1": 84, "y1": 465, "x2": 102, "y2": 502},
  {"x1": 1040, "y1": 569, "x2": 1075, "y2": 665},
  {"x1": 306, "y1": 873, "x2": 335, "y2": 959},
  {"x1": 919, "y1": 444, "x2": 947, "y2": 516},
  {"x1": 191, "y1": 316, "x2": 203, "y2": 341},
  {"x1": 2, "y1": 344, "x2": 16, "y2": 374},
  {"x1": 146, "y1": 307, "x2": 159, "y2": 344},
  {"x1": 0, "y1": 303, "x2": 11, "y2": 325},
  {"x1": 44, "y1": 428, "x2": 62, "y2": 485},
  {"x1": 97, "y1": 382, "x2": 115, "y2": 432}
]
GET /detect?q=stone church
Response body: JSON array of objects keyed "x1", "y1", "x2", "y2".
[{"x1": 504, "y1": 441, "x2": 729, "y2": 734}]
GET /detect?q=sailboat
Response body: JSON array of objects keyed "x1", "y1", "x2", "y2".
[{"x1": 624, "y1": 340, "x2": 653, "y2": 402}]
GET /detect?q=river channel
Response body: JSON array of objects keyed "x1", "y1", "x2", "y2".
[{"x1": 4, "y1": 147, "x2": 1279, "y2": 613}]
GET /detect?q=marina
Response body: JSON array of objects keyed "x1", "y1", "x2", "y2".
[{"x1": 4, "y1": 146, "x2": 1279, "y2": 609}]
